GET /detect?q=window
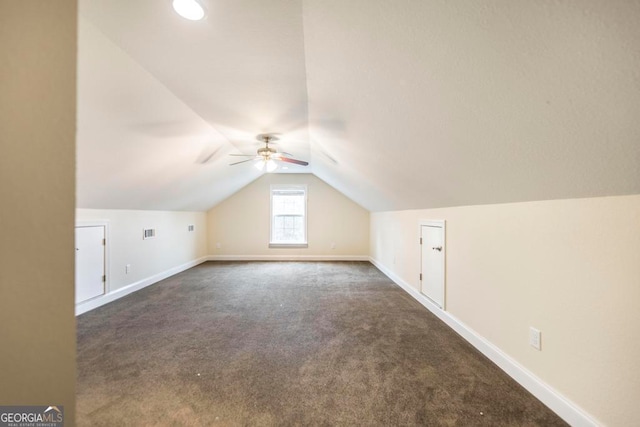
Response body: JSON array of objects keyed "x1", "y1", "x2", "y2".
[{"x1": 270, "y1": 185, "x2": 307, "y2": 247}]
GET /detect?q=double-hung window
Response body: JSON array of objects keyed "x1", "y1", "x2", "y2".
[{"x1": 270, "y1": 185, "x2": 307, "y2": 247}]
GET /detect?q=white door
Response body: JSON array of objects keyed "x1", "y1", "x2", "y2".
[
  {"x1": 420, "y1": 222, "x2": 445, "y2": 308},
  {"x1": 75, "y1": 226, "x2": 106, "y2": 304}
]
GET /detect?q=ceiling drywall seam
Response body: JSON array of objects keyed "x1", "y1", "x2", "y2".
[
  {"x1": 299, "y1": 0, "x2": 313, "y2": 165},
  {"x1": 299, "y1": 0, "x2": 364, "y2": 210},
  {"x1": 300, "y1": 1, "x2": 402, "y2": 212},
  {"x1": 300, "y1": 0, "x2": 345, "y2": 204},
  {"x1": 300, "y1": 1, "x2": 358, "y2": 210}
]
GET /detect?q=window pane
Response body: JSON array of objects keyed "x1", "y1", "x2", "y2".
[
  {"x1": 273, "y1": 194, "x2": 304, "y2": 216},
  {"x1": 271, "y1": 187, "x2": 306, "y2": 244}
]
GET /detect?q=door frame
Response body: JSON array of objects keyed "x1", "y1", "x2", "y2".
[
  {"x1": 419, "y1": 219, "x2": 446, "y2": 310},
  {"x1": 75, "y1": 220, "x2": 110, "y2": 297}
]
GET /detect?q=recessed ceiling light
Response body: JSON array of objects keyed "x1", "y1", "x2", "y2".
[{"x1": 172, "y1": 0, "x2": 206, "y2": 21}]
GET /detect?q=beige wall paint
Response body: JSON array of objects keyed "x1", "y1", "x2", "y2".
[
  {"x1": 76, "y1": 209, "x2": 207, "y2": 292},
  {"x1": 370, "y1": 194, "x2": 640, "y2": 426},
  {"x1": 208, "y1": 174, "x2": 369, "y2": 258},
  {"x1": 0, "y1": 1, "x2": 77, "y2": 423}
]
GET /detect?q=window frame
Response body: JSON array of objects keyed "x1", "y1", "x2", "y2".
[{"x1": 269, "y1": 184, "x2": 308, "y2": 248}]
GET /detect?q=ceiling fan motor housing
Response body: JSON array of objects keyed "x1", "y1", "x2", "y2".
[{"x1": 257, "y1": 146, "x2": 276, "y2": 158}]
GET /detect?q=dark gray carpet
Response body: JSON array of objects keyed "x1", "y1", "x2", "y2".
[{"x1": 77, "y1": 261, "x2": 567, "y2": 426}]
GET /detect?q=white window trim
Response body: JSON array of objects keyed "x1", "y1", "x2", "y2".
[{"x1": 269, "y1": 184, "x2": 308, "y2": 248}]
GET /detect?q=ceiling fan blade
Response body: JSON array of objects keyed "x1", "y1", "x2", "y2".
[
  {"x1": 230, "y1": 158, "x2": 258, "y2": 166},
  {"x1": 279, "y1": 157, "x2": 309, "y2": 166}
]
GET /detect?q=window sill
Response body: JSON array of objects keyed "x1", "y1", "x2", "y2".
[{"x1": 269, "y1": 243, "x2": 308, "y2": 249}]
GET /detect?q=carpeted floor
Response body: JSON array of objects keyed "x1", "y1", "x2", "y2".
[{"x1": 77, "y1": 261, "x2": 567, "y2": 426}]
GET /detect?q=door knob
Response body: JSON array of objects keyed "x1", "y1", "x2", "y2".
[{"x1": 432, "y1": 246, "x2": 442, "y2": 252}]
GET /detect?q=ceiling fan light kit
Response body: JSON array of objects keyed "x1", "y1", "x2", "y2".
[
  {"x1": 255, "y1": 159, "x2": 278, "y2": 172},
  {"x1": 230, "y1": 133, "x2": 309, "y2": 172}
]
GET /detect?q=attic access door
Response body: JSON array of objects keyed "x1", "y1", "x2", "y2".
[
  {"x1": 420, "y1": 220, "x2": 445, "y2": 309},
  {"x1": 75, "y1": 225, "x2": 106, "y2": 304}
]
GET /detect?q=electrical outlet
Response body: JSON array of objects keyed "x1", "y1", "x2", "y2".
[
  {"x1": 126, "y1": 264, "x2": 131, "y2": 274},
  {"x1": 529, "y1": 327, "x2": 541, "y2": 351},
  {"x1": 216, "y1": 242, "x2": 221, "y2": 249},
  {"x1": 331, "y1": 242, "x2": 336, "y2": 250}
]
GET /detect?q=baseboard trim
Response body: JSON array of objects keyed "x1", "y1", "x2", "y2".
[
  {"x1": 369, "y1": 257, "x2": 600, "y2": 427},
  {"x1": 75, "y1": 256, "x2": 209, "y2": 316},
  {"x1": 207, "y1": 255, "x2": 370, "y2": 261}
]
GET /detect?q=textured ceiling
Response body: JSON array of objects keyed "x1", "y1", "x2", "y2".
[{"x1": 77, "y1": 0, "x2": 640, "y2": 212}]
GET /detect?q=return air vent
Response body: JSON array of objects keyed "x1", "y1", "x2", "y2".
[{"x1": 143, "y1": 228, "x2": 156, "y2": 240}]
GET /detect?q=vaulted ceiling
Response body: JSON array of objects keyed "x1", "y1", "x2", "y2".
[{"x1": 77, "y1": 0, "x2": 640, "y2": 212}]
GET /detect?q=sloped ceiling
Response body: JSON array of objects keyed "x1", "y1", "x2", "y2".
[{"x1": 77, "y1": 0, "x2": 640, "y2": 212}]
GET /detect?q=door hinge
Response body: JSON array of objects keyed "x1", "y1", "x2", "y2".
[
  {"x1": 420, "y1": 237, "x2": 422, "y2": 245},
  {"x1": 102, "y1": 275, "x2": 106, "y2": 282},
  {"x1": 102, "y1": 238, "x2": 106, "y2": 245},
  {"x1": 419, "y1": 273, "x2": 422, "y2": 281}
]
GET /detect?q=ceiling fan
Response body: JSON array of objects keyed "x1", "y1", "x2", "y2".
[{"x1": 229, "y1": 134, "x2": 309, "y2": 172}]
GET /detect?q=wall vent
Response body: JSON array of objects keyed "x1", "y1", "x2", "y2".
[
  {"x1": 143, "y1": 228, "x2": 156, "y2": 240},
  {"x1": 188, "y1": 225, "x2": 195, "y2": 232}
]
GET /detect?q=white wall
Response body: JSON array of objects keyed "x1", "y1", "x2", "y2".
[
  {"x1": 370, "y1": 194, "x2": 640, "y2": 426},
  {"x1": 207, "y1": 174, "x2": 369, "y2": 259},
  {"x1": 0, "y1": 1, "x2": 77, "y2": 423},
  {"x1": 76, "y1": 209, "x2": 207, "y2": 294}
]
